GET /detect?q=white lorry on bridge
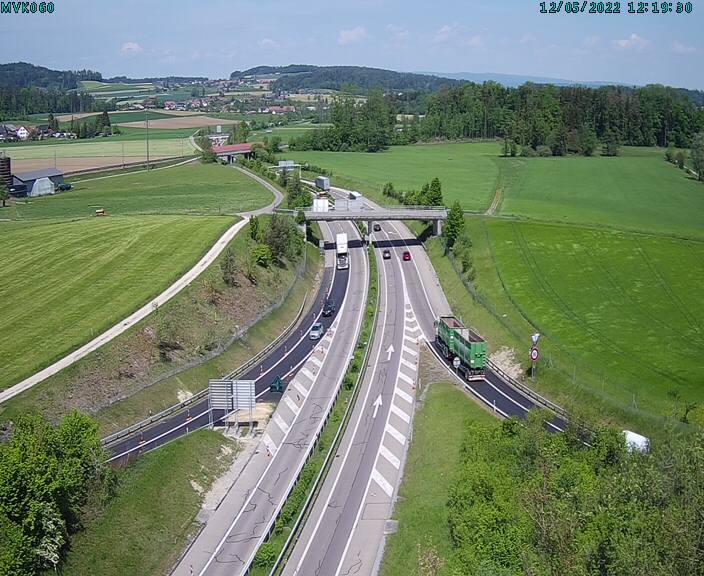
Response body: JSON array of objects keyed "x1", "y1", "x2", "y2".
[{"x1": 336, "y1": 233, "x2": 349, "y2": 270}]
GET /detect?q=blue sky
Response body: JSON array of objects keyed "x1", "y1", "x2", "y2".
[{"x1": 1, "y1": 0, "x2": 702, "y2": 88}]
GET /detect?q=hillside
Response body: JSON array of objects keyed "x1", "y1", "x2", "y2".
[
  {"x1": 231, "y1": 65, "x2": 460, "y2": 93},
  {"x1": 0, "y1": 62, "x2": 101, "y2": 89}
]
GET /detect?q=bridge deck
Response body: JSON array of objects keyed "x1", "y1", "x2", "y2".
[{"x1": 301, "y1": 209, "x2": 447, "y2": 221}]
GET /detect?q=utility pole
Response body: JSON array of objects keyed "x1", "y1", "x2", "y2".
[{"x1": 145, "y1": 109, "x2": 150, "y2": 170}]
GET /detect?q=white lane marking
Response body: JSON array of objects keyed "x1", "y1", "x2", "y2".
[
  {"x1": 390, "y1": 402, "x2": 411, "y2": 424},
  {"x1": 262, "y1": 432, "x2": 277, "y2": 454},
  {"x1": 385, "y1": 422, "x2": 407, "y2": 446},
  {"x1": 292, "y1": 379, "x2": 309, "y2": 398},
  {"x1": 310, "y1": 355, "x2": 323, "y2": 368},
  {"x1": 397, "y1": 369, "x2": 415, "y2": 386},
  {"x1": 402, "y1": 345, "x2": 418, "y2": 357},
  {"x1": 301, "y1": 367, "x2": 316, "y2": 382},
  {"x1": 404, "y1": 335, "x2": 417, "y2": 346},
  {"x1": 371, "y1": 468, "x2": 394, "y2": 497},
  {"x1": 395, "y1": 387, "x2": 414, "y2": 405},
  {"x1": 379, "y1": 444, "x2": 401, "y2": 470},
  {"x1": 400, "y1": 357, "x2": 416, "y2": 371},
  {"x1": 284, "y1": 395, "x2": 300, "y2": 416},
  {"x1": 273, "y1": 413, "x2": 290, "y2": 435}
]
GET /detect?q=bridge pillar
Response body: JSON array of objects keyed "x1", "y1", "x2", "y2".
[
  {"x1": 368, "y1": 220, "x2": 374, "y2": 236},
  {"x1": 433, "y1": 219, "x2": 443, "y2": 236}
]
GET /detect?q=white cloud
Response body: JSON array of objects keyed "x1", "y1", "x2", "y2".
[
  {"x1": 583, "y1": 35, "x2": 602, "y2": 48},
  {"x1": 433, "y1": 24, "x2": 484, "y2": 48},
  {"x1": 259, "y1": 38, "x2": 280, "y2": 50},
  {"x1": 520, "y1": 34, "x2": 536, "y2": 45},
  {"x1": 338, "y1": 26, "x2": 368, "y2": 45},
  {"x1": 613, "y1": 33, "x2": 648, "y2": 51},
  {"x1": 385, "y1": 24, "x2": 410, "y2": 48},
  {"x1": 671, "y1": 40, "x2": 695, "y2": 54},
  {"x1": 119, "y1": 41, "x2": 143, "y2": 57}
]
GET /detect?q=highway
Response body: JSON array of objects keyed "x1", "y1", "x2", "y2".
[
  {"x1": 282, "y1": 185, "x2": 568, "y2": 576},
  {"x1": 170, "y1": 220, "x2": 369, "y2": 576}
]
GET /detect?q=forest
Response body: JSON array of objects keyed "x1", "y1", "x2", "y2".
[
  {"x1": 444, "y1": 413, "x2": 704, "y2": 575},
  {"x1": 0, "y1": 62, "x2": 102, "y2": 90},
  {"x1": 0, "y1": 86, "x2": 112, "y2": 120},
  {"x1": 290, "y1": 82, "x2": 704, "y2": 153}
]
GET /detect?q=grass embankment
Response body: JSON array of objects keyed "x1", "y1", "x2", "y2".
[
  {"x1": 1, "y1": 225, "x2": 321, "y2": 431},
  {"x1": 0, "y1": 216, "x2": 233, "y2": 392},
  {"x1": 380, "y1": 350, "x2": 496, "y2": 576},
  {"x1": 58, "y1": 430, "x2": 237, "y2": 576},
  {"x1": 250, "y1": 244, "x2": 378, "y2": 575},
  {"x1": 284, "y1": 142, "x2": 498, "y2": 209},
  {"x1": 7, "y1": 161, "x2": 273, "y2": 220}
]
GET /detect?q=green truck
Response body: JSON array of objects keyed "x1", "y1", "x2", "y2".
[{"x1": 436, "y1": 316, "x2": 487, "y2": 380}]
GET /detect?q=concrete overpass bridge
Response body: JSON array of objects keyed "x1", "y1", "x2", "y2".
[{"x1": 277, "y1": 205, "x2": 448, "y2": 235}]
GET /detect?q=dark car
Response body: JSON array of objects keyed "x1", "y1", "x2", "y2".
[
  {"x1": 402, "y1": 251, "x2": 412, "y2": 261},
  {"x1": 382, "y1": 249, "x2": 391, "y2": 260},
  {"x1": 57, "y1": 183, "x2": 73, "y2": 191},
  {"x1": 322, "y1": 298, "x2": 336, "y2": 317},
  {"x1": 373, "y1": 223, "x2": 381, "y2": 232}
]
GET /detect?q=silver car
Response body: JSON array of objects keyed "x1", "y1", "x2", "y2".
[{"x1": 309, "y1": 322, "x2": 325, "y2": 340}]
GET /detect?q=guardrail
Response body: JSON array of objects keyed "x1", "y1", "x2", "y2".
[
  {"x1": 486, "y1": 359, "x2": 569, "y2": 421},
  {"x1": 101, "y1": 291, "x2": 309, "y2": 448},
  {"x1": 265, "y1": 243, "x2": 380, "y2": 576}
]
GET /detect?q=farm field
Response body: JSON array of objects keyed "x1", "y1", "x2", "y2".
[
  {"x1": 117, "y1": 115, "x2": 239, "y2": 129},
  {"x1": 284, "y1": 142, "x2": 499, "y2": 210},
  {"x1": 0, "y1": 215, "x2": 234, "y2": 391},
  {"x1": 487, "y1": 220, "x2": 704, "y2": 419},
  {"x1": 79, "y1": 80, "x2": 156, "y2": 93},
  {"x1": 8, "y1": 162, "x2": 273, "y2": 219},
  {"x1": 498, "y1": 148, "x2": 704, "y2": 238},
  {"x1": 1, "y1": 136, "x2": 195, "y2": 173},
  {"x1": 249, "y1": 123, "x2": 328, "y2": 144}
]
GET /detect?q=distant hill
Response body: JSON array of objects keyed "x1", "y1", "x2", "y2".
[
  {"x1": 416, "y1": 71, "x2": 624, "y2": 88},
  {"x1": 0, "y1": 62, "x2": 102, "y2": 90},
  {"x1": 231, "y1": 65, "x2": 460, "y2": 93},
  {"x1": 106, "y1": 75, "x2": 208, "y2": 84}
]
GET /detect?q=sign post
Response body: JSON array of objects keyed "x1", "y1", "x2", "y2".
[{"x1": 530, "y1": 333, "x2": 540, "y2": 379}]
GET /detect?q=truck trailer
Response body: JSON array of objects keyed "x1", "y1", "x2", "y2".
[
  {"x1": 336, "y1": 232, "x2": 349, "y2": 270},
  {"x1": 436, "y1": 315, "x2": 487, "y2": 380},
  {"x1": 315, "y1": 176, "x2": 330, "y2": 191}
]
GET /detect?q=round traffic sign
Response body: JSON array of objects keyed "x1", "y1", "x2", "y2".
[
  {"x1": 453, "y1": 356, "x2": 461, "y2": 369},
  {"x1": 530, "y1": 347, "x2": 539, "y2": 362}
]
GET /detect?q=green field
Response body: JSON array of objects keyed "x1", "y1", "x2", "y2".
[
  {"x1": 381, "y1": 369, "x2": 496, "y2": 576},
  {"x1": 284, "y1": 142, "x2": 499, "y2": 209},
  {"x1": 499, "y1": 148, "x2": 704, "y2": 238},
  {"x1": 59, "y1": 430, "x2": 236, "y2": 576},
  {"x1": 8, "y1": 162, "x2": 273, "y2": 220},
  {"x1": 0, "y1": 215, "x2": 234, "y2": 391},
  {"x1": 487, "y1": 220, "x2": 704, "y2": 419},
  {"x1": 79, "y1": 80, "x2": 156, "y2": 93},
  {"x1": 0, "y1": 136, "x2": 195, "y2": 160},
  {"x1": 249, "y1": 124, "x2": 330, "y2": 144}
]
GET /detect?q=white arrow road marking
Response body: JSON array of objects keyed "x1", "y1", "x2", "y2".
[
  {"x1": 372, "y1": 394, "x2": 383, "y2": 419},
  {"x1": 386, "y1": 344, "x2": 395, "y2": 362}
]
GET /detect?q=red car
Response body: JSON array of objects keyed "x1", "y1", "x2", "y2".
[{"x1": 402, "y1": 251, "x2": 412, "y2": 261}]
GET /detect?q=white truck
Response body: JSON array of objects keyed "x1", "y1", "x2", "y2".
[
  {"x1": 315, "y1": 176, "x2": 330, "y2": 191},
  {"x1": 336, "y1": 232, "x2": 349, "y2": 270}
]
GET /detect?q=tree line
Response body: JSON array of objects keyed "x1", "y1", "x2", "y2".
[
  {"x1": 0, "y1": 412, "x2": 114, "y2": 574},
  {"x1": 0, "y1": 86, "x2": 113, "y2": 121},
  {"x1": 440, "y1": 413, "x2": 704, "y2": 575},
  {"x1": 291, "y1": 81, "x2": 704, "y2": 154},
  {"x1": 0, "y1": 62, "x2": 101, "y2": 90}
]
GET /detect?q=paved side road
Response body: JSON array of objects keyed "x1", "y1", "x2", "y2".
[{"x1": 0, "y1": 163, "x2": 282, "y2": 405}]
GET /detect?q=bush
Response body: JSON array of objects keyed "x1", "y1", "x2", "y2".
[
  {"x1": 536, "y1": 145, "x2": 552, "y2": 157},
  {"x1": 521, "y1": 146, "x2": 537, "y2": 157},
  {"x1": 253, "y1": 542, "x2": 276, "y2": 568},
  {"x1": 250, "y1": 243, "x2": 272, "y2": 268}
]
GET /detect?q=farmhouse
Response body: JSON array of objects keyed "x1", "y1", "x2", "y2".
[
  {"x1": 163, "y1": 101, "x2": 177, "y2": 110},
  {"x1": 11, "y1": 167, "x2": 64, "y2": 197},
  {"x1": 267, "y1": 105, "x2": 296, "y2": 115},
  {"x1": 16, "y1": 126, "x2": 29, "y2": 140}
]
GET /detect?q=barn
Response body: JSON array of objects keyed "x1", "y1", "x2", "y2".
[{"x1": 10, "y1": 168, "x2": 65, "y2": 197}]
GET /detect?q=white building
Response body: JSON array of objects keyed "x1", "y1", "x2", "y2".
[{"x1": 16, "y1": 126, "x2": 29, "y2": 140}]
